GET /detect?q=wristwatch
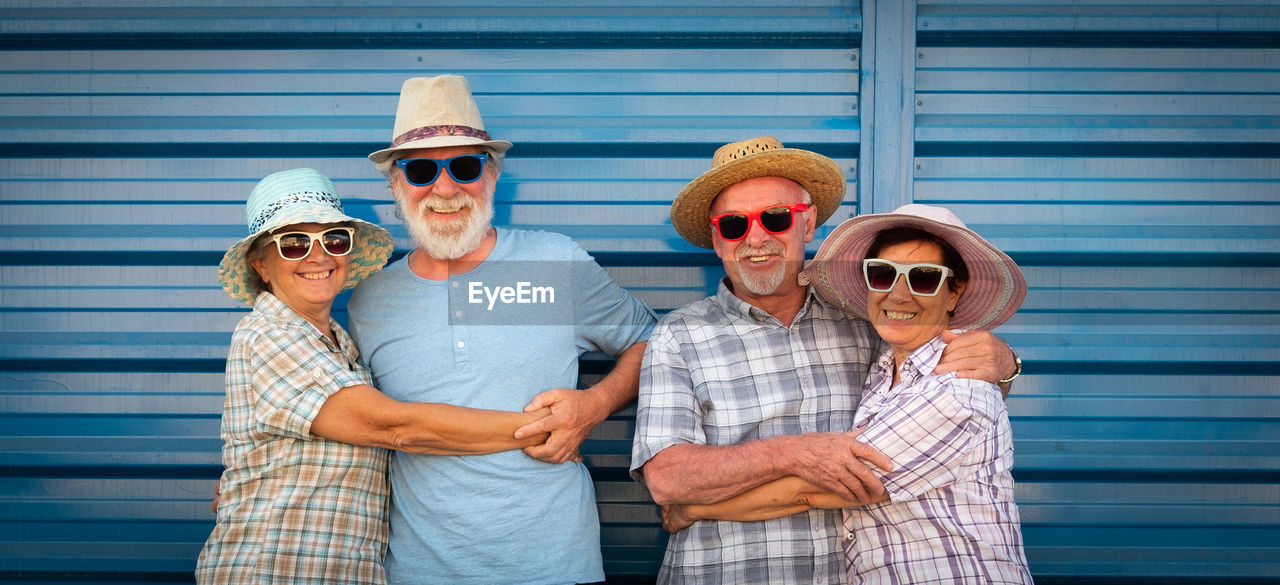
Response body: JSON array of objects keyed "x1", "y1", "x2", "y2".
[{"x1": 998, "y1": 349, "x2": 1022, "y2": 385}]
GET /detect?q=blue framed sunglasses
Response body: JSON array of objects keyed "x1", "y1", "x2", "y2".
[{"x1": 396, "y1": 153, "x2": 488, "y2": 186}]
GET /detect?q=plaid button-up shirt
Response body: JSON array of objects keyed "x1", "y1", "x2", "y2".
[
  {"x1": 197, "y1": 293, "x2": 390, "y2": 585},
  {"x1": 632, "y1": 280, "x2": 881, "y2": 585},
  {"x1": 842, "y1": 336, "x2": 1032, "y2": 585}
]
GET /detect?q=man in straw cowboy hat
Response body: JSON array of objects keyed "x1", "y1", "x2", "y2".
[
  {"x1": 630, "y1": 137, "x2": 1020, "y2": 584},
  {"x1": 347, "y1": 76, "x2": 656, "y2": 584}
]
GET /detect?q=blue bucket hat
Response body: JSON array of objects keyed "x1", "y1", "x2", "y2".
[{"x1": 218, "y1": 168, "x2": 395, "y2": 304}]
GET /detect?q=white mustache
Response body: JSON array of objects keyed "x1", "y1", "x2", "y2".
[
  {"x1": 417, "y1": 194, "x2": 475, "y2": 215},
  {"x1": 735, "y1": 242, "x2": 784, "y2": 261}
]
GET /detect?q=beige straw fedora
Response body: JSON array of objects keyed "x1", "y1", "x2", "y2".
[
  {"x1": 801, "y1": 204, "x2": 1026, "y2": 330},
  {"x1": 670, "y1": 136, "x2": 845, "y2": 249},
  {"x1": 368, "y1": 75, "x2": 513, "y2": 164}
]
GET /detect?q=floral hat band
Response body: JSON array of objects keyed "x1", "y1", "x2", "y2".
[
  {"x1": 391, "y1": 124, "x2": 493, "y2": 149},
  {"x1": 248, "y1": 190, "x2": 343, "y2": 234}
]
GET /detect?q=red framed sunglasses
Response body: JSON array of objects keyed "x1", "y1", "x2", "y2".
[{"x1": 709, "y1": 203, "x2": 809, "y2": 241}]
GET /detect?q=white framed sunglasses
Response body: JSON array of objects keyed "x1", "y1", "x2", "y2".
[
  {"x1": 267, "y1": 227, "x2": 355, "y2": 260},
  {"x1": 862, "y1": 258, "x2": 954, "y2": 297}
]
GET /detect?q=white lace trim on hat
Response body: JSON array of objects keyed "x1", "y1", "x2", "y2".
[{"x1": 250, "y1": 191, "x2": 344, "y2": 233}]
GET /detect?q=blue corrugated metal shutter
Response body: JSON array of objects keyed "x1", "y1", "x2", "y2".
[
  {"x1": 0, "y1": 3, "x2": 860, "y2": 581},
  {"x1": 3, "y1": 1, "x2": 1277, "y2": 583},
  {"x1": 900, "y1": 0, "x2": 1280, "y2": 580}
]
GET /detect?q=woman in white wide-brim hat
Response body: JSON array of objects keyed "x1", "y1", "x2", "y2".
[
  {"x1": 197, "y1": 168, "x2": 549, "y2": 585},
  {"x1": 662, "y1": 204, "x2": 1034, "y2": 584}
]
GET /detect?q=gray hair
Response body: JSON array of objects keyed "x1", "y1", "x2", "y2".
[{"x1": 245, "y1": 235, "x2": 273, "y2": 294}]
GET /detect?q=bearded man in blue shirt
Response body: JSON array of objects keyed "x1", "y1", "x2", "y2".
[{"x1": 348, "y1": 75, "x2": 656, "y2": 585}]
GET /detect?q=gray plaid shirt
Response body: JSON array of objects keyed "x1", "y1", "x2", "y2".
[{"x1": 632, "y1": 280, "x2": 881, "y2": 585}]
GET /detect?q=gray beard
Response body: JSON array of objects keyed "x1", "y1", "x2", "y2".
[
  {"x1": 734, "y1": 243, "x2": 787, "y2": 296},
  {"x1": 738, "y1": 262, "x2": 786, "y2": 296},
  {"x1": 400, "y1": 195, "x2": 495, "y2": 261}
]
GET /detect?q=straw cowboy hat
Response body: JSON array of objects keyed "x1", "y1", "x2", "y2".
[
  {"x1": 368, "y1": 75, "x2": 513, "y2": 164},
  {"x1": 218, "y1": 168, "x2": 395, "y2": 305},
  {"x1": 801, "y1": 203, "x2": 1027, "y2": 330},
  {"x1": 670, "y1": 136, "x2": 846, "y2": 249}
]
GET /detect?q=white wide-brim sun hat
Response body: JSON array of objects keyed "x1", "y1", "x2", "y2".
[{"x1": 801, "y1": 203, "x2": 1026, "y2": 330}]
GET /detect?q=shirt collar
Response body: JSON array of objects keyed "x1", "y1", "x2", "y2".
[
  {"x1": 252, "y1": 291, "x2": 350, "y2": 354},
  {"x1": 714, "y1": 276, "x2": 822, "y2": 324},
  {"x1": 875, "y1": 334, "x2": 949, "y2": 388},
  {"x1": 252, "y1": 291, "x2": 296, "y2": 320}
]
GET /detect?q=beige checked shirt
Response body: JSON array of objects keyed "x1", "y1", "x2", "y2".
[{"x1": 196, "y1": 293, "x2": 389, "y2": 585}]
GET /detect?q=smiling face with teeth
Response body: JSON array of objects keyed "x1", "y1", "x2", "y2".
[
  {"x1": 866, "y1": 238, "x2": 966, "y2": 366},
  {"x1": 249, "y1": 222, "x2": 351, "y2": 326},
  {"x1": 709, "y1": 176, "x2": 816, "y2": 320},
  {"x1": 393, "y1": 145, "x2": 498, "y2": 262}
]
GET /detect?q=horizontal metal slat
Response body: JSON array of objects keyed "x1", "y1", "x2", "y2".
[
  {"x1": 0, "y1": 156, "x2": 858, "y2": 204},
  {"x1": 1011, "y1": 373, "x2": 1280, "y2": 398},
  {"x1": 1, "y1": 3, "x2": 861, "y2": 36},
  {"x1": 916, "y1": 46, "x2": 1280, "y2": 71},
  {"x1": 917, "y1": 2, "x2": 1280, "y2": 33},
  {"x1": 0, "y1": 541, "x2": 202, "y2": 573}
]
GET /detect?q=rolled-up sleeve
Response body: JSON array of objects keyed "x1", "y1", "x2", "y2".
[
  {"x1": 856, "y1": 378, "x2": 1000, "y2": 502},
  {"x1": 630, "y1": 321, "x2": 703, "y2": 483},
  {"x1": 246, "y1": 327, "x2": 366, "y2": 440}
]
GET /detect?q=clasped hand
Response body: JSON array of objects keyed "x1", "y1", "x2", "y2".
[{"x1": 515, "y1": 387, "x2": 608, "y2": 464}]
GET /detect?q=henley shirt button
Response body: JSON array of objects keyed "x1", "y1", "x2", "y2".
[
  {"x1": 451, "y1": 281, "x2": 459, "y2": 288},
  {"x1": 455, "y1": 310, "x2": 463, "y2": 318},
  {"x1": 456, "y1": 341, "x2": 465, "y2": 349}
]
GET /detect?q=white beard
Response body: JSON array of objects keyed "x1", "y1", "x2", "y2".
[
  {"x1": 400, "y1": 193, "x2": 495, "y2": 261},
  {"x1": 734, "y1": 242, "x2": 788, "y2": 296}
]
